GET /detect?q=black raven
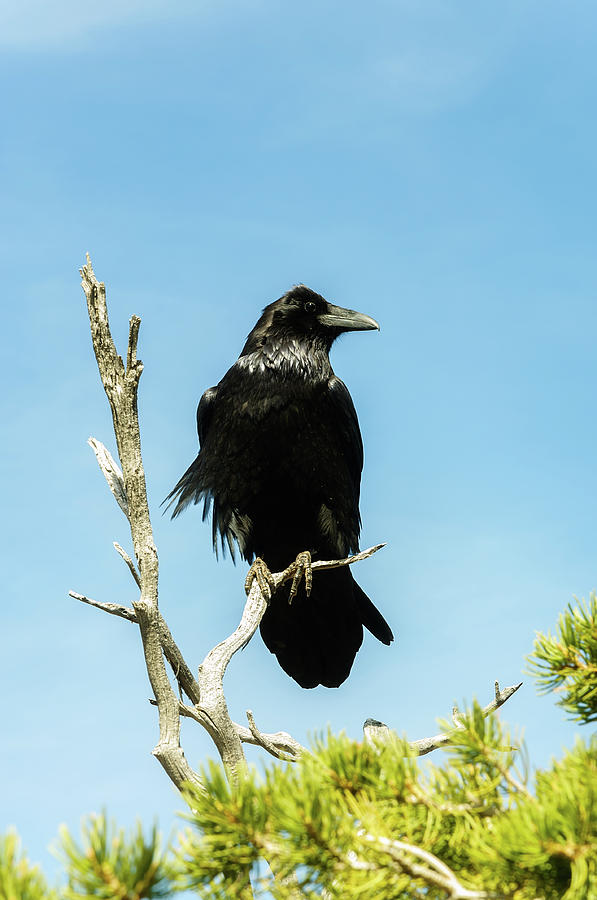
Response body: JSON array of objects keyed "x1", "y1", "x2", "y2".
[{"x1": 167, "y1": 285, "x2": 393, "y2": 688}]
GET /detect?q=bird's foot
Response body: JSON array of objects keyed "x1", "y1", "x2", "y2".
[
  {"x1": 283, "y1": 550, "x2": 313, "y2": 604},
  {"x1": 245, "y1": 557, "x2": 276, "y2": 600}
]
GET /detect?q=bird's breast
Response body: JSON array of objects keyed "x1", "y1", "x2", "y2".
[
  {"x1": 205, "y1": 369, "x2": 335, "y2": 488},
  {"x1": 198, "y1": 352, "x2": 359, "y2": 562}
]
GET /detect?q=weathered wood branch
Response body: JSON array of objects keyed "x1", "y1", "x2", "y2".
[
  {"x1": 71, "y1": 535, "x2": 379, "y2": 765},
  {"x1": 157, "y1": 699, "x2": 306, "y2": 760},
  {"x1": 74, "y1": 254, "x2": 519, "y2": 812},
  {"x1": 113, "y1": 541, "x2": 142, "y2": 588},
  {"x1": 75, "y1": 255, "x2": 360, "y2": 786},
  {"x1": 70, "y1": 587, "x2": 201, "y2": 703},
  {"x1": 87, "y1": 437, "x2": 129, "y2": 518},
  {"x1": 78, "y1": 256, "x2": 199, "y2": 790},
  {"x1": 194, "y1": 543, "x2": 384, "y2": 770},
  {"x1": 70, "y1": 535, "x2": 374, "y2": 767},
  {"x1": 245, "y1": 710, "x2": 305, "y2": 760},
  {"x1": 364, "y1": 680, "x2": 523, "y2": 755}
]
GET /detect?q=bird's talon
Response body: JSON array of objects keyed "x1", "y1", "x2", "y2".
[
  {"x1": 284, "y1": 551, "x2": 312, "y2": 604},
  {"x1": 245, "y1": 558, "x2": 275, "y2": 600},
  {"x1": 304, "y1": 563, "x2": 313, "y2": 597},
  {"x1": 289, "y1": 571, "x2": 301, "y2": 604}
]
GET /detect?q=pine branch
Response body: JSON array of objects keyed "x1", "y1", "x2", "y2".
[{"x1": 527, "y1": 593, "x2": 597, "y2": 723}]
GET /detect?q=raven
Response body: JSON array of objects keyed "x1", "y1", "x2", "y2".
[{"x1": 167, "y1": 285, "x2": 393, "y2": 688}]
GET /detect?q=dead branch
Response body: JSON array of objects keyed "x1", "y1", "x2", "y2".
[
  {"x1": 69, "y1": 590, "x2": 137, "y2": 623},
  {"x1": 113, "y1": 541, "x2": 142, "y2": 588},
  {"x1": 76, "y1": 255, "x2": 364, "y2": 786},
  {"x1": 74, "y1": 256, "x2": 518, "y2": 813},
  {"x1": 72, "y1": 257, "x2": 526, "y2": 900},
  {"x1": 72, "y1": 516, "x2": 378, "y2": 771},
  {"x1": 245, "y1": 710, "x2": 305, "y2": 761},
  {"x1": 87, "y1": 437, "x2": 129, "y2": 518},
  {"x1": 70, "y1": 587, "x2": 201, "y2": 704},
  {"x1": 78, "y1": 255, "x2": 199, "y2": 790},
  {"x1": 164, "y1": 700, "x2": 306, "y2": 760},
  {"x1": 364, "y1": 680, "x2": 523, "y2": 756}
]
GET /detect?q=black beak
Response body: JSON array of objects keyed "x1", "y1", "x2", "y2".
[{"x1": 318, "y1": 303, "x2": 380, "y2": 332}]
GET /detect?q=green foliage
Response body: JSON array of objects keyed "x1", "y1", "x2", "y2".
[
  {"x1": 0, "y1": 830, "x2": 57, "y2": 900},
  {"x1": 3, "y1": 595, "x2": 597, "y2": 898},
  {"x1": 177, "y1": 713, "x2": 596, "y2": 899},
  {"x1": 478, "y1": 738, "x2": 597, "y2": 899},
  {"x1": 527, "y1": 593, "x2": 597, "y2": 723},
  {"x1": 57, "y1": 813, "x2": 175, "y2": 900}
]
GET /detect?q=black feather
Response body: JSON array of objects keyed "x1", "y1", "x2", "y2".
[{"x1": 166, "y1": 285, "x2": 394, "y2": 687}]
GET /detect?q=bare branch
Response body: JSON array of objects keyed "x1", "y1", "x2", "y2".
[
  {"x1": 191, "y1": 546, "x2": 382, "y2": 772},
  {"x1": 70, "y1": 588, "x2": 201, "y2": 706},
  {"x1": 79, "y1": 255, "x2": 199, "y2": 791},
  {"x1": 72, "y1": 577, "x2": 306, "y2": 763},
  {"x1": 363, "y1": 681, "x2": 523, "y2": 756},
  {"x1": 87, "y1": 437, "x2": 129, "y2": 518},
  {"x1": 484, "y1": 680, "x2": 523, "y2": 716},
  {"x1": 69, "y1": 590, "x2": 137, "y2": 622},
  {"x1": 73, "y1": 526, "x2": 383, "y2": 778},
  {"x1": 245, "y1": 710, "x2": 304, "y2": 761},
  {"x1": 78, "y1": 260, "x2": 512, "y2": 900},
  {"x1": 113, "y1": 541, "x2": 142, "y2": 589},
  {"x1": 127, "y1": 315, "x2": 141, "y2": 372},
  {"x1": 307, "y1": 543, "x2": 386, "y2": 575},
  {"x1": 74, "y1": 533, "x2": 383, "y2": 746},
  {"x1": 73, "y1": 556, "x2": 276, "y2": 775},
  {"x1": 410, "y1": 680, "x2": 522, "y2": 756},
  {"x1": 194, "y1": 577, "x2": 266, "y2": 773},
  {"x1": 171, "y1": 701, "x2": 305, "y2": 760},
  {"x1": 236, "y1": 721, "x2": 306, "y2": 759}
]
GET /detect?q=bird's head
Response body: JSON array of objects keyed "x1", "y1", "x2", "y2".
[{"x1": 242, "y1": 285, "x2": 379, "y2": 355}]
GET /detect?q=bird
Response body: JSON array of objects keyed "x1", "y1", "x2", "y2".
[{"x1": 166, "y1": 285, "x2": 393, "y2": 688}]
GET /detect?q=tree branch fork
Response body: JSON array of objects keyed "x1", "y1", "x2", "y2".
[
  {"x1": 69, "y1": 539, "x2": 379, "y2": 766},
  {"x1": 73, "y1": 254, "x2": 521, "y2": 780},
  {"x1": 72, "y1": 255, "x2": 521, "y2": 898}
]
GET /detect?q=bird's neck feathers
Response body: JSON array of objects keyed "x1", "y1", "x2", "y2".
[{"x1": 238, "y1": 321, "x2": 333, "y2": 380}]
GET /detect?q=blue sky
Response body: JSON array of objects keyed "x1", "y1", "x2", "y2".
[{"x1": 2, "y1": 0, "x2": 597, "y2": 882}]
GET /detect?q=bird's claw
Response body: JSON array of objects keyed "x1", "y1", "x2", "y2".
[
  {"x1": 284, "y1": 550, "x2": 313, "y2": 604},
  {"x1": 245, "y1": 557, "x2": 276, "y2": 600}
]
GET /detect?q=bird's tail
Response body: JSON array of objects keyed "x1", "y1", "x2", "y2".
[
  {"x1": 259, "y1": 566, "x2": 393, "y2": 688},
  {"x1": 162, "y1": 455, "x2": 204, "y2": 518},
  {"x1": 352, "y1": 581, "x2": 394, "y2": 645}
]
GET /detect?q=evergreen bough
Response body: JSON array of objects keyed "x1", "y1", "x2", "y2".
[
  {"x1": 0, "y1": 830, "x2": 57, "y2": 900},
  {"x1": 2, "y1": 595, "x2": 596, "y2": 899},
  {"x1": 527, "y1": 592, "x2": 597, "y2": 724}
]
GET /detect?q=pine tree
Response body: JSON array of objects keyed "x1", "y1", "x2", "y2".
[
  {"x1": 2, "y1": 594, "x2": 596, "y2": 899},
  {"x1": 174, "y1": 593, "x2": 597, "y2": 898}
]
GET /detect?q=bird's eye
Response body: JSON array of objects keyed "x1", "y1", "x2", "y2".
[{"x1": 304, "y1": 301, "x2": 317, "y2": 313}]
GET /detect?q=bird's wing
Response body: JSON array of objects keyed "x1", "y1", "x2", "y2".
[
  {"x1": 327, "y1": 375, "x2": 364, "y2": 479},
  {"x1": 312, "y1": 376, "x2": 364, "y2": 555},
  {"x1": 196, "y1": 385, "x2": 218, "y2": 445},
  {"x1": 163, "y1": 385, "x2": 218, "y2": 517}
]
